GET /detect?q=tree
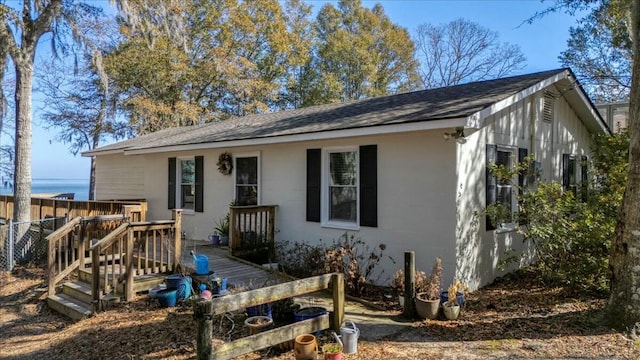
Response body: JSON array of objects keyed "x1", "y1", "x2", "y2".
[
  {"x1": 415, "y1": 18, "x2": 526, "y2": 89},
  {"x1": 107, "y1": 0, "x2": 310, "y2": 134},
  {"x1": 304, "y1": 0, "x2": 419, "y2": 105},
  {"x1": 608, "y1": 0, "x2": 640, "y2": 330},
  {"x1": 533, "y1": 0, "x2": 640, "y2": 330},
  {"x1": 560, "y1": 3, "x2": 632, "y2": 101}
]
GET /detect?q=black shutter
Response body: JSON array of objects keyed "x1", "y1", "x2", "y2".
[
  {"x1": 168, "y1": 157, "x2": 176, "y2": 209},
  {"x1": 581, "y1": 155, "x2": 588, "y2": 202},
  {"x1": 518, "y1": 148, "x2": 528, "y2": 188},
  {"x1": 195, "y1": 156, "x2": 204, "y2": 212},
  {"x1": 306, "y1": 149, "x2": 321, "y2": 222},
  {"x1": 486, "y1": 145, "x2": 497, "y2": 230},
  {"x1": 359, "y1": 145, "x2": 378, "y2": 227},
  {"x1": 562, "y1": 154, "x2": 570, "y2": 190}
]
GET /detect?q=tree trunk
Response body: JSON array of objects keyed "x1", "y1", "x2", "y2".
[
  {"x1": 89, "y1": 155, "x2": 96, "y2": 201},
  {"x1": 607, "y1": 0, "x2": 640, "y2": 330},
  {"x1": 13, "y1": 63, "x2": 33, "y2": 226}
]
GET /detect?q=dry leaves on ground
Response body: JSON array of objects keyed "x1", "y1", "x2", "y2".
[{"x1": 1, "y1": 266, "x2": 639, "y2": 360}]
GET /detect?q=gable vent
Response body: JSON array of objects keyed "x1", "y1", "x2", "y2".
[{"x1": 543, "y1": 93, "x2": 554, "y2": 123}]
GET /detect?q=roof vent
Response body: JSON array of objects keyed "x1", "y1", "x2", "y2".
[{"x1": 543, "y1": 93, "x2": 554, "y2": 123}]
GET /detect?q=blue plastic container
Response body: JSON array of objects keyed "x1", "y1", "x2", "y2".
[
  {"x1": 194, "y1": 255, "x2": 209, "y2": 275},
  {"x1": 294, "y1": 306, "x2": 327, "y2": 336},
  {"x1": 157, "y1": 289, "x2": 178, "y2": 308},
  {"x1": 247, "y1": 303, "x2": 272, "y2": 318},
  {"x1": 211, "y1": 277, "x2": 228, "y2": 295},
  {"x1": 440, "y1": 290, "x2": 465, "y2": 306},
  {"x1": 166, "y1": 274, "x2": 192, "y2": 301}
]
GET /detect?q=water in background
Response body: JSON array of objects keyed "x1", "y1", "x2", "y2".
[{"x1": 0, "y1": 179, "x2": 90, "y2": 200}]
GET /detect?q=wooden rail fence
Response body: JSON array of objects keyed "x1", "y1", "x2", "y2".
[
  {"x1": 0, "y1": 195, "x2": 147, "y2": 222},
  {"x1": 194, "y1": 273, "x2": 344, "y2": 360}
]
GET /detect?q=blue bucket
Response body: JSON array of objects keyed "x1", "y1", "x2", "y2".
[
  {"x1": 194, "y1": 255, "x2": 209, "y2": 275},
  {"x1": 247, "y1": 303, "x2": 272, "y2": 318},
  {"x1": 211, "y1": 277, "x2": 228, "y2": 295},
  {"x1": 166, "y1": 275, "x2": 192, "y2": 301},
  {"x1": 294, "y1": 306, "x2": 327, "y2": 336},
  {"x1": 440, "y1": 290, "x2": 465, "y2": 306},
  {"x1": 157, "y1": 289, "x2": 178, "y2": 308}
]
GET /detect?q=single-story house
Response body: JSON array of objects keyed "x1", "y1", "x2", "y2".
[{"x1": 82, "y1": 68, "x2": 609, "y2": 290}]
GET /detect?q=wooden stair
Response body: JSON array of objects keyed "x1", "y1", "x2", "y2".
[{"x1": 47, "y1": 267, "x2": 166, "y2": 321}]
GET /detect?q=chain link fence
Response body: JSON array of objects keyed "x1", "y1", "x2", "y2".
[{"x1": 0, "y1": 216, "x2": 66, "y2": 271}]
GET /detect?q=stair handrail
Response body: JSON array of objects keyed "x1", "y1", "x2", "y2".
[
  {"x1": 89, "y1": 222, "x2": 131, "y2": 307},
  {"x1": 47, "y1": 216, "x2": 83, "y2": 296}
]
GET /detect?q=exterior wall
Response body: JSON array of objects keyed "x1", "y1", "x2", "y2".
[
  {"x1": 94, "y1": 154, "x2": 146, "y2": 200},
  {"x1": 94, "y1": 131, "x2": 459, "y2": 285},
  {"x1": 456, "y1": 86, "x2": 594, "y2": 290}
]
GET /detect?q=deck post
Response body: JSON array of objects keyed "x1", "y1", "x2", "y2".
[
  {"x1": 331, "y1": 273, "x2": 345, "y2": 332},
  {"x1": 195, "y1": 299, "x2": 213, "y2": 360},
  {"x1": 403, "y1": 251, "x2": 416, "y2": 318},
  {"x1": 91, "y1": 245, "x2": 101, "y2": 312},
  {"x1": 125, "y1": 228, "x2": 135, "y2": 302},
  {"x1": 172, "y1": 210, "x2": 182, "y2": 270},
  {"x1": 229, "y1": 206, "x2": 236, "y2": 253},
  {"x1": 47, "y1": 221, "x2": 55, "y2": 296}
]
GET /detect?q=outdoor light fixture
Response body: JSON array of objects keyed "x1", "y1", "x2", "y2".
[{"x1": 443, "y1": 127, "x2": 466, "y2": 144}]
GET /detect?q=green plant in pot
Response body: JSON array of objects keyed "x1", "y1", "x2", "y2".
[
  {"x1": 215, "y1": 214, "x2": 229, "y2": 245},
  {"x1": 415, "y1": 257, "x2": 442, "y2": 320}
]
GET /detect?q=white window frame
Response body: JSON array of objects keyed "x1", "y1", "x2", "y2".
[
  {"x1": 495, "y1": 146, "x2": 518, "y2": 232},
  {"x1": 233, "y1": 152, "x2": 261, "y2": 206},
  {"x1": 321, "y1": 146, "x2": 360, "y2": 230},
  {"x1": 176, "y1": 156, "x2": 195, "y2": 214}
]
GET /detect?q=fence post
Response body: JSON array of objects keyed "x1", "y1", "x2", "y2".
[
  {"x1": 195, "y1": 299, "x2": 213, "y2": 360},
  {"x1": 332, "y1": 273, "x2": 345, "y2": 332},
  {"x1": 172, "y1": 209, "x2": 182, "y2": 270},
  {"x1": 8, "y1": 219, "x2": 13, "y2": 271},
  {"x1": 403, "y1": 251, "x2": 416, "y2": 318}
]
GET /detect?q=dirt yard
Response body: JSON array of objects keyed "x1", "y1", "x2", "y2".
[{"x1": 1, "y1": 266, "x2": 638, "y2": 360}]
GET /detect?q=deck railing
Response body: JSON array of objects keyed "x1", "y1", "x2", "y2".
[
  {"x1": 0, "y1": 195, "x2": 147, "y2": 222},
  {"x1": 229, "y1": 205, "x2": 277, "y2": 261},
  {"x1": 46, "y1": 214, "x2": 130, "y2": 297},
  {"x1": 88, "y1": 210, "x2": 182, "y2": 307},
  {"x1": 194, "y1": 272, "x2": 344, "y2": 360}
]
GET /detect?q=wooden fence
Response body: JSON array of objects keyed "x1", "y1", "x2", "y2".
[
  {"x1": 0, "y1": 195, "x2": 147, "y2": 221},
  {"x1": 194, "y1": 273, "x2": 344, "y2": 360}
]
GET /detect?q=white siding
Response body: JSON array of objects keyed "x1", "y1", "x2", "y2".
[
  {"x1": 94, "y1": 154, "x2": 145, "y2": 200},
  {"x1": 457, "y1": 87, "x2": 595, "y2": 290},
  {"x1": 93, "y1": 131, "x2": 459, "y2": 285}
]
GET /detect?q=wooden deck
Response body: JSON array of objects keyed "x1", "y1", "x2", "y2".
[{"x1": 180, "y1": 240, "x2": 284, "y2": 290}]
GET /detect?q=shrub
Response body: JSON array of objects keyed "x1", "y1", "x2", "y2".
[{"x1": 416, "y1": 257, "x2": 441, "y2": 300}]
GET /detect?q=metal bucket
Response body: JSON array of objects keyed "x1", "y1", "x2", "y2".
[{"x1": 339, "y1": 320, "x2": 359, "y2": 355}]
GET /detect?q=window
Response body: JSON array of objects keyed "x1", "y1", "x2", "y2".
[
  {"x1": 180, "y1": 158, "x2": 195, "y2": 210},
  {"x1": 563, "y1": 154, "x2": 588, "y2": 199},
  {"x1": 486, "y1": 145, "x2": 527, "y2": 231},
  {"x1": 168, "y1": 156, "x2": 203, "y2": 212},
  {"x1": 306, "y1": 145, "x2": 377, "y2": 228},
  {"x1": 235, "y1": 155, "x2": 259, "y2": 206},
  {"x1": 327, "y1": 149, "x2": 358, "y2": 224}
]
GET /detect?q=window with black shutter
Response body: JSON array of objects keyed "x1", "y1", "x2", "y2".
[{"x1": 168, "y1": 156, "x2": 204, "y2": 212}]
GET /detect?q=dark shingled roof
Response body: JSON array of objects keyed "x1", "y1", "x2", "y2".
[{"x1": 88, "y1": 68, "x2": 568, "y2": 154}]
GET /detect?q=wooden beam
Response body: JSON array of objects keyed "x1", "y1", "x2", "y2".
[
  {"x1": 403, "y1": 251, "x2": 416, "y2": 318},
  {"x1": 331, "y1": 273, "x2": 344, "y2": 332},
  {"x1": 206, "y1": 274, "x2": 332, "y2": 314},
  {"x1": 211, "y1": 315, "x2": 329, "y2": 360}
]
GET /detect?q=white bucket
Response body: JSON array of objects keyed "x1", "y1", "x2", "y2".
[{"x1": 339, "y1": 320, "x2": 359, "y2": 355}]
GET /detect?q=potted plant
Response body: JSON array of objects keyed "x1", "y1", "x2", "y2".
[
  {"x1": 244, "y1": 315, "x2": 273, "y2": 335},
  {"x1": 322, "y1": 332, "x2": 343, "y2": 360},
  {"x1": 415, "y1": 257, "x2": 442, "y2": 320},
  {"x1": 391, "y1": 269, "x2": 405, "y2": 307},
  {"x1": 442, "y1": 279, "x2": 466, "y2": 320},
  {"x1": 215, "y1": 214, "x2": 229, "y2": 245}
]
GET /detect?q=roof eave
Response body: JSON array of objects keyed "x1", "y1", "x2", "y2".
[{"x1": 123, "y1": 117, "x2": 467, "y2": 155}]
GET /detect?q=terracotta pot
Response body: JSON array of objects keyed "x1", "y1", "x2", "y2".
[
  {"x1": 415, "y1": 293, "x2": 440, "y2": 319},
  {"x1": 322, "y1": 343, "x2": 343, "y2": 360},
  {"x1": 294, "y1": 334, "x2": 317, "y2": 360},
  {"x1": 244, "y1": 315, "x2": 273, "y2": 335}
]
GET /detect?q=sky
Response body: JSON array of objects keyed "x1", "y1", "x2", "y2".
[{"x1": 27, "y1": 0, "x2": 584, "y2": 180}]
